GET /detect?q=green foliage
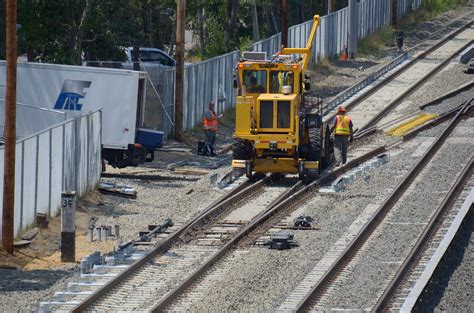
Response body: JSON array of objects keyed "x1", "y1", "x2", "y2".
[
  {"x1": 421, "y1": 0, "x2": 469, "y2": 13},
  {"x1": 3, "y1": 0, "x2": 467, "y2": 64},
  {"x1": 358, "y1": 26, "x2": 395, "y2": 57},
  {"x1": 239, "y1": 37, "x2": 253, "y2": 53}
]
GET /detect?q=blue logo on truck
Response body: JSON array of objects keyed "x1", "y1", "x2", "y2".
[{"x1": 54, "y1": 80, "x2": 91, "y2": 110}]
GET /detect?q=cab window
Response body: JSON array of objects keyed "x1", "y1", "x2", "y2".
[
  {"x1": 243, "y1": 70, "x2": 267, "y2": 93},
  {"x1": 270, "y1": 71, "x2": 294, "y2": 93}
]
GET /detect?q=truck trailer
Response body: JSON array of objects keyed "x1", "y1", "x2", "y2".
[{"x1": 0, "y1": 61, "x2": 162, "y2": 168}]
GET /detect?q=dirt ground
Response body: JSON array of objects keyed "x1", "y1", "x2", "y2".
[
  {"x1": 0, "y1": 0, "x2": 472, "y2": 277},
  {"x1": 0, "y1": 192, "x2": 119, "y2": 271}
]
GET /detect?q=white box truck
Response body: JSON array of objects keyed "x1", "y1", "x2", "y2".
[{"x1": 0, "y1": 61, "x2": 162, "y2": 168}]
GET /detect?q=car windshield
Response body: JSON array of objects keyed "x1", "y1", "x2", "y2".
[{"x1": 139, "y1": 50, "x2": 174, "y2": 66}]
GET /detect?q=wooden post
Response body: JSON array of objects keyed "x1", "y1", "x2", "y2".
[
  {"x1": 174, "y1": 0, "x2": 186, "y2": 142},
  {"x1": 281, "y1": 0, "x2": 288, "y2": 48},
  {"x1": 2, "y1": 0, "x2": 17, "y2": 255},
  {"x1": 61, "y1": 191, "x2": 76, "y2": 262}
]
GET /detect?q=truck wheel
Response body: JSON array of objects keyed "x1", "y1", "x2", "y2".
[{"x1": 307, "y1": 128, "x2": 321, "y2": 162}]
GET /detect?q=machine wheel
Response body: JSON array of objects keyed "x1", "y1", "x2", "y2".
[
  {"x1": 233, "y1": 138, "x2": 250, "y2": 160},
  {"x1": 245, "y1": 162, "x2": 253, "y2": 178},
  {"x1": 298, "y1": 162, "x2": 305, "y2": 180},
  {"x1": 307, "y1": 128, "x2": 321, "y2": 162}
]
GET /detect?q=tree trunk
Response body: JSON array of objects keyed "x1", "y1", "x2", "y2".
[
  {"x1": 0, "y1": 0, "x2": 5, "y2": 59},
  {"x1": 224, "y1": 0, "x2": 239, "y2": 46},
  {"x1": 328, "y1": 0, "x2": 336, "y2": 14},
  {"x1": 198, "y1": 7, "x2": 206, "y2": 55},
  {"x1": 68, "y1": 0, "x2": 93, "y2": 65},
  {"x1": 251, "y1": 0, "x2": 260, "y2": 42},
  {"x1": 266, "y1": 0, "x2": 279, "y2": 36},
  {"x1": 281, "y1": 0, "x2": 288, "y2": 48}
]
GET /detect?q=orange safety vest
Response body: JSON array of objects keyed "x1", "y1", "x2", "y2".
[
  {"x1": 335, "y1": 115, "x2": 351, "y2": 135},
  {"x1": 204, "y1": 110, "x2": 218, "y2": 131}
]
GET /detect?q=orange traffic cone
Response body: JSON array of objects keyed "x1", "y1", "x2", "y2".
[{"x1": 341, "y1": 46, "x2": 348, "y2": 61}]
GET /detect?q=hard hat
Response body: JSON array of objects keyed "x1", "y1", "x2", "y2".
[{"x1": 338, "y1": 105, "x2": 346, "y2": 113}]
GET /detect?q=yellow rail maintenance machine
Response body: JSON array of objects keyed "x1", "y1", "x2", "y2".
[{"x1": 232, "y1": 15, "x2": 334, "y2": 180}]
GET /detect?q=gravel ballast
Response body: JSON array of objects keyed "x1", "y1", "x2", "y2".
[{"x1": 167, "y1": 123, "x2": 452, "y2": 311}]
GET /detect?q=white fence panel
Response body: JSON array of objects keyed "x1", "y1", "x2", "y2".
[
  {"x1": 0, "y1": 110, "x2": 101, "y2": 239},
  {"x1": 13, "y1": 145, "x2": 22, "y2": 236},
  {"x1": 76, "y1": 117, "x2": 88, "y2": 195},
  {"x1": 51, "y1": 126, "x2": 63, "y2": 217},
  {"x1": 22, "y1": 138, "x2": 37, "y2": 231},
  {"x1": 88, "y1": 113, "x2": 102, "y2": 190},
  {"x1": 141, "y1": 0, "x2": 422, "y2": 137},
  {"x1": 36, "y1": 132, "x2": 50, "y2": 215},
  {"x1": 63, "y1": 121, "x2": 75, "y2": 192},
  {"x1": 0, "y1": 150, "x2": 3, "y2": 233}
]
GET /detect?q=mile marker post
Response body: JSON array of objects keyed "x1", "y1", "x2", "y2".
[{"x1": 61, "y1": 191, "x2": 76, "y2": 262}]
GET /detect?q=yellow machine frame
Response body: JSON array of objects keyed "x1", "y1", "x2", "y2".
[{"x1": 232, "y1": 16, "x2": 320, "y2": 175}]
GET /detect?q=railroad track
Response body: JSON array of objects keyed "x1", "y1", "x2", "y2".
[
  {"x1": 37, "y1": 21, "x2": 473, "y2": 313},
  {"x1": 146, "y1": 147, "x2": 387, "y2": 311},
  {"x1": 278, "y1": 99, "x2": 472, "y2": 312},
  {"x1": 45, "y1": 173, "x2": 309, "y2": 312},
  {"x1": 323, "y1": 21, "x2": 473, "y2": 134},
  {"x1": 375, "y1": 157, "x2": 473, "y2": 311},
  {"x1": 149, "y1": 98, "x2": 471, "y2": 312}
]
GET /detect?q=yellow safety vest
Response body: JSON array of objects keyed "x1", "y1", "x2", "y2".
[{"x1": 335, "y1": 115, "x2": 351, "y2": 135}]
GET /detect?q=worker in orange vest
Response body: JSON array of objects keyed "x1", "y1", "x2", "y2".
[
  {"x1": 203, "y1": 101, "x2": 223, "y2": 157},
  {"x1": 332, "y1": 105, "x2": 353, "y2": 166}
]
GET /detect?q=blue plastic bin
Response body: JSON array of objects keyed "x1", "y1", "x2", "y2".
[{"x1": 136, "y1": 128, "x2": 164, "y2": 150}]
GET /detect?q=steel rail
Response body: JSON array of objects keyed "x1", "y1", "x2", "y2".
[
  {"x1": 325, "y1": 20, "x2": 473, "y2": 125},
  {"x1": 71, "y1": 174, "x2": 267, "y2": 312},
  {"x1": 294, "y1": 99, "x2": 471, "y2": 313},
  {"x1": 360, "y1": 38, "x2": 474, "y2": 131},
  {"x1": 149, "y1": 146, "x2": 386, "y2": 312},
  {"x1": 403, "y1": 99, "x2": 473, "y2": 141},
  {"x1": 323, "y1": 12, "x2": 474, "y2": 117},
  {"x1": 354, "y1": 94, "x2": 473, "y2": 142},
  {"x1": 373, "y1": 156, "x2": 473, "y2": 312},
  {"x1": 100, "y1": 172, "x2": 201, "y2": 181},
  {"x1": 419, "y1": 81, "x2": 474, "y2": 110}
]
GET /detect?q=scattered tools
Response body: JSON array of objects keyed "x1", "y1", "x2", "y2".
[
  {"x1": 118, "y1": 219, "x2": 174, "y2": 251},
  {"x1": 294, "y1": 216, "x2": 314, "y2": 228},
  {"x1": 98, "y1": 181, "x2": 137, "y2": 199}
]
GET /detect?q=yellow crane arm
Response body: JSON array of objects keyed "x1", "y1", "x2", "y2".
[{"x1": 281, "y1": 15, "x2": 320, "y2": 71}]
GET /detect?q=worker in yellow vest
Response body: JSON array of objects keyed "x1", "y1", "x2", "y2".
[
  {"x1": 203, "y1": 101, "x2": 223, "y2": 157},
  {"x1": 332, "y1": 105, "x2": 354, "y2": 166}
]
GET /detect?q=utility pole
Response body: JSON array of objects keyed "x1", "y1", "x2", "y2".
[
  {"x1": 281, "y1": 0, "x2": 288, "y2": 48},
  {"x1": 175, "y1": 0, "x2": 185, "y2": 142},
  {"x1": 3, "y1": 0, "x2": 17, "y2": 254},
  {"x1": 391, "y1": 0, "x2": 398, "y2": 28},
  {"x1": 348, "y1": 0, "x2": 358, "y2": 59}
]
